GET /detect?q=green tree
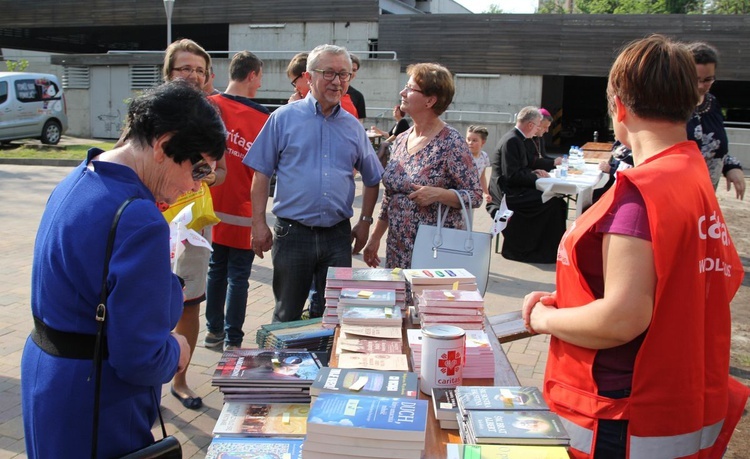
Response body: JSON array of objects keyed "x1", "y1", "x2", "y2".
[
  {"x1": 708, "y1": 0, "x2": 750, "y2": 13},
  {"x1": 483, "y1": 3, "x2": 504, "y2": 13},
  {"x1": 5, "y1": 59, "x2": 29, "y2": 72},
  {"x1": 542, "y1": 0, "x2": 706, "y2": 13}
]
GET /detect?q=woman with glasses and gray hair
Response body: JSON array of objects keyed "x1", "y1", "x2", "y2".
[{"x1": 21, "y1": 80, "x2": 226, "y2": 458}]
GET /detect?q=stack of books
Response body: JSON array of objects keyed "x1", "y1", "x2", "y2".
[
  {"x1": 335, "y1": 323, "x2": 408, "y2": 371},
  {"x1": 309, "y1": 367, "x2": 419, "y2": 402},
  {"x1": 255, "y1": 317, "x2": 335, "y2": 354},
  {"x1": 415, "y1": 288, "x2": 485, "y2": 330},
  {"x1": 206, "y1": 437, "x2": 303, "y2": 459},
  {"x1": 322, "y1": 268, "x2": 406, "y2": 328},
  {"x1": 212, "y1": 401, "x2": 309, "y2": 437},
  {"x1": 211, "y1": 349, "x2": 323, "y2": 403},
  {"x1": 302, "y1": 393, "x2": 429, "y2": 459},
  {"x1": 431, "y1": 387, "x2": 460, "y2": 429},
  {"x1": 406, "y1": 329, "x2": 495, "y2": 378},
  {"x1": 455, "y1": 386, "x2": 570, "y2": 448},
  {"x1": 403, "y1": 268, "x2": 477, "y2": 295}
]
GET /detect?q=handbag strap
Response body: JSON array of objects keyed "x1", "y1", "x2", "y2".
[
  {"x1": 434, "y1": 189, "x2": 474, "y2": 251},
  {"x1": 91, "y1": 197, "x2": 168, "y2": 458}
]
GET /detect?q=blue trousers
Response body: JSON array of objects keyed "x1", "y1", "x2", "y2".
[
  {"x1": 271, "y1": 218, "x2": 352, "y2": 323},
  {"x1": 205, "y1": 242, "x2": 255, "y2": 346}
]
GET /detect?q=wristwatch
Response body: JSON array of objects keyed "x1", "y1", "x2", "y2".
[{"x1": 360, "y1": 215, "x2": 374, "y2": 223}]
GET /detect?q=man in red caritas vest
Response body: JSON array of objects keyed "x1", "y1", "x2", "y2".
[
  {"x1": 204, "y1": 51, "x2": 270, "y2": 351},
  {"x1": 523, "y1": 35, "x2": 748, "y2": 459}
]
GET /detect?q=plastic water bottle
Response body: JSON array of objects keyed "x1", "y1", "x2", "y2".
[{"x1": 561, "y1": 154, "x2": 569, "y2": 178}]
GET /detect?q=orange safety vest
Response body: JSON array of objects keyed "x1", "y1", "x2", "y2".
[
  {"x1": 547, "y1": 141, "x2": 747, "y2": 458},
  {"x1": 208, "y1": 94, "x2": 269, "y2": 250}
]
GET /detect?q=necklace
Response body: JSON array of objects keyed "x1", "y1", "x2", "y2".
[{"x1": 531, "y1": 138, "x2": 542, "y2": 158}]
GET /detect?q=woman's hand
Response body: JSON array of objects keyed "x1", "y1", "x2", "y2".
[
  {"x1": 725, "y1": 168, "x2": 745, "y2": 200},
  {"x1": 362, "y1": 239, "x2": 381, "y2": 267},
  {"x1": 409, "y1": 184, "x2": 443, "y2": 207},
  {"x1": 522, "y1": 291, "x2": 557, "y2": 334}
]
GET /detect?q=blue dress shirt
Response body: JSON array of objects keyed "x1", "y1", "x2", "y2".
[{"x1": 245, "y1": 93, "x2": 383, "y2": 227}]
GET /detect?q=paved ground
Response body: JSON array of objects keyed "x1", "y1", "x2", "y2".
[{"x1": 0, "y1": 162, "x2": 745, "y2": 458}]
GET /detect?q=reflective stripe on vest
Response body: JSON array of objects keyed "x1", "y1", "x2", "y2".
[
  {"x1": 215, "y1": 211, "x2": 252, "y2": 227},
  {"x1": 561, "y1": 418, "x2": 593, "y2": 454},
  {"x1": 630, "y1": 419, "x2": 723, "y2": 459}
]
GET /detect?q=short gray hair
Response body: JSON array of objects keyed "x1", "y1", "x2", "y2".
[
  {"x1": 517, "y1": 106, "x2": 541, "y2": 124},
  {"x1": 307, "y1": 44, "x2": 351, "y2": 72}
]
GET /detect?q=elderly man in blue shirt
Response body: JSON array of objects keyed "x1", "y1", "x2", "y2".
[{"x1": 245, "y1": 44, "x2": 383, "y2": 323}]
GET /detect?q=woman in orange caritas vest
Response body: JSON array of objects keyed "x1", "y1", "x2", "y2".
[{"x1": 523, "y1": 35, "x2": 748, "y2": 459}]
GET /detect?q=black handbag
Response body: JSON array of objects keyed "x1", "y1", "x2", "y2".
[{"x1": 91, "y1": 197, "x2": 182, "y2": 459}]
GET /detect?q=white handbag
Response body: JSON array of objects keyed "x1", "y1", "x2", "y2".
[{"x1": 410, "y1": 189, "x2": 492, "y2": 295}]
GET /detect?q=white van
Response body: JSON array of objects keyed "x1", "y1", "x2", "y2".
[{"x1": 0, "y1": 72, "x2": 68, "y2": 145}]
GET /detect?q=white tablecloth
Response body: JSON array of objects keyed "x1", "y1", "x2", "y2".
[{"x1": 535, "y1": 164, "x2": 606, "y2": 216}]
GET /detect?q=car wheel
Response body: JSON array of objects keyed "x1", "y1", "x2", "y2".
[{"x1": 41, "y1": 120, "x2": 62, "y2": 145}]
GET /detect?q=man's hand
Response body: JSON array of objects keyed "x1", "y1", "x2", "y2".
[
  {"x1": 533, "y1": 169, "x2": 550, "y2": 178},
  {"x1": 725, "y1": 168, "x2": 746, "y2": 200},
  {"x1": 251, "y1": 222, "x2": 273, "y2": 259},
  {"x1": 351, "y1": 221, "x2": 370, "y2": 255}
]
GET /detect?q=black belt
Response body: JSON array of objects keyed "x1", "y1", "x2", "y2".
[
  {"x1": 31, "y1": 316, "x2": 108, "y2": 360},
  {"x1": 278, "y1": 217, "x2": 348, "y2": 232}
]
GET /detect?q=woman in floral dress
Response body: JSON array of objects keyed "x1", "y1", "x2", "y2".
[{"x1": 363, "y1": 63, "x2": 482, "y2": 269}]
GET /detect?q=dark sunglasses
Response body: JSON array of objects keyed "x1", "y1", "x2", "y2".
[{"x1": 191, "y1": 159, "x2": 215, "y2": 181}]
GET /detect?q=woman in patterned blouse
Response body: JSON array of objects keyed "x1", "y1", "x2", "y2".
[{"x1": 362, "y1": 63, "x2": 482, "y2": 269}]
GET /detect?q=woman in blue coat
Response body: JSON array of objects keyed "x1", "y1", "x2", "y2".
[{"x1": 21, "y1": 80, "x2": 226, "y2": 458}]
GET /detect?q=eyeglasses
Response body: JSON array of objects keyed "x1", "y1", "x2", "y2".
[
  {"x1": 403, "y1": 85, "x2": 424, "y2": 94},
  {"x1": 311, "y1": 69, "x2": 352, "y2": 82},
  {"x1": 290, "y1": 75, "x2": 302, "y2": 87},
  {"x1": 698, "y1": 76, "x2": 716, "y2": 84},
  {"x1": 191, "y1": 158, "x2": 216, "y2": 181},
  {"x1": 173, "y1": 66, "x2": 207, "y2": 78}
]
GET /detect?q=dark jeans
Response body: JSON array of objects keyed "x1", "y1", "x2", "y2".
[
  {"x1": 594, "y1": 388, "x2": 630, "y2": 459},
  {"x1": 205, "y1": 242, "x2": 255, "y2": 346},
  {"x1": 271, "y1": 217, "x2": 352, "y2": 323}
]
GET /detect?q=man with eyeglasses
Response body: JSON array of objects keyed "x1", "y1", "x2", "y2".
[
  {"x1": 245, "y1": 44, "x2": 383, "y2": 323},
  {"x1": 490, "y1": 106, "x2": 567, "y2": 263},
  {"x1": 204, "y1": 51, "x2": 269, "y2": 352}
]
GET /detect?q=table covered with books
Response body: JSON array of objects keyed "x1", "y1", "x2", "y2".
[{"x1": 205, "y1": 267, "x2": 571, "y2": 459}]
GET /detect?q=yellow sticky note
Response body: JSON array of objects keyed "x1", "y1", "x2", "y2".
[
  {"x1": 391, "y1": 267, "x2": 401, "y2": 274},
  {"x1": 358, "y1": 290, "x2": 373, "y2": 298},
  {"x1": 443, "y1": 290, "x2": 455, "y2": 299},
  {"x1": 384, "y1": 307, "x2": 393, "y2": 317},
  {"x1": 271, "y1": 357, "x2": 280, "y2": 367},
  {"x1": 282, "y1": 412, "x2": 291, "y2": 424},
  {"x1": 452, "y1": 281, "x2": 459, "y2": 290}
]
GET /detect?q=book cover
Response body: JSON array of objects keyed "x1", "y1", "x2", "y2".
[
  {"x1": 466, "y1": 410, "x2": 570, "y2": 446},
  {"x1": 340, "y1": 305, "x2": 403, "y2": 326},
  {"x1": 488, "y1": 310, "x2": 533, "y2": 344},
  {"x1": 212, "y1": 349, "x2": 321, "y2": 385},
  {"x1": 403, "y1": 268, "x2": 475, "y2": 285},
  {"x1": 419, "y1": 289, "x2": 484, "y2": 307},
  {"x1": 340, "y1": 324, "x2": 403, "y2": 339},
  {"x1": 326, "y1": 267, "x2": 406, "y2": 288},
  {"x1": 310, "y1": 367, "x2": 419, "y2": 398},
  {"x1": 336, "y1": 337, "x2": 403, "y2": 355},
  {"x1": 432, "y1": 387, "x2": 459, "y2": 422},
  {"x1": 212, "y1": 402, "x2": 309, "y2": 437},
  {"x1": 456, "y1": 386, "x2": 549, "y2": 413},
  {"x1": 446, "y1": 443, "x2": 570, "y2": 459},
  {"x1": 306, "y1": 393, "x2": 429, "y2": 442},
  {"x1": 339, "y1": 288, "x2": 397, "y2": 306},
  {"x1": 337, "y1": 353, "x2": 410, "y2": 372},
  {"x1": 302, "y1": 438, "x2": 423, "y2": 458},
  {"x1": 205, "y1": 436, "x2": 303, "y2": 459}
]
